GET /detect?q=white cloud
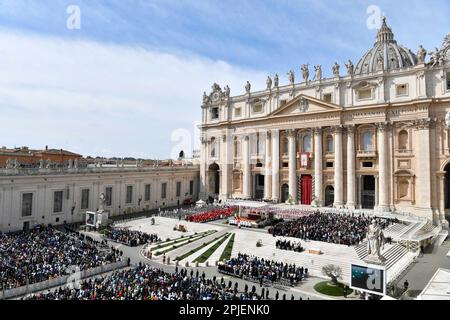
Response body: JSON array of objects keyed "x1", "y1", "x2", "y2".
[{"x1": 0, "y1": 29, "x2": 267, "y2": 159}]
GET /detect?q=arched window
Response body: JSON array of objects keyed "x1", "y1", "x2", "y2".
[
  {"x1": 398, "y1": 130, "x2": 409, "y2": 150},
  {"x1": 211, "y1": 138, "x2": 217, "y2": 158},
  {"x1": 326, "y1": 135, "x2": 334, "y2": 153},
  {"x1": 303, "y1": 134, "x2": 312, "y2": 152},
  {"x1": 363, "y1": 131, "x2": 373, "y2": 151}
]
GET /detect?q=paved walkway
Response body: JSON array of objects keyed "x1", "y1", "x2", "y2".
[{"x1": 396, "y1": 238, "x2": 450, "y2": 295}]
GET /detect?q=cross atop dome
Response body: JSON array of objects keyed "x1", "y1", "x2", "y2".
[{"x1": 376, "y1": 17, "x2": 396, "y2": 44}]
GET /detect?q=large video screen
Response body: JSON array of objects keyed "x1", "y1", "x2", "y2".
[
  {"x1": 351, "y1": 264, "x2": 386, "y2": 296},
  {"x1": 86, "y1": 212, "x2": 96, "y2": 226}
]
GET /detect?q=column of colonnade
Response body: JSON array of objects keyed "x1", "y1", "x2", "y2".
[
  {"x1": 242, "y1": 135, "x2": 251, "y2": 199},
  {"x1": 334, "y1": 126, "x2": 344, "y2": 208},
  {"x1": 271, "y1": 129, "x2": 280, "y2": 202},
  {"x1": 346, "y1": 126, "x2": 356, "y2": 209},
  {"x1": 288, "y1": 129, "x2": 298, "y2": 202},
  {"x1": 314, "y1": 128, "x2": 323, "y2": 206},
  {"x1": 264, "y1": 131, "x2": 272, "y2": 200}
]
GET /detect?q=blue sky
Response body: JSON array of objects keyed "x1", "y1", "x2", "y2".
[{"x1": 0, "y1": 0, "x2": 449, "y2": 159}]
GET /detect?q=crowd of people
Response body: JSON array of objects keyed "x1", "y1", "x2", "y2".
[
  {"x1": 25, "y1": 264, "x2": 267, "y2": 300},
  {"x1": 186, "y1": 207, "x2": 236, "y2": 223},
  {"x1": 218, "y1": 253, "x2": 306, "y2": 286},
  {"x1": 104, "y1": 228, "x2": 159, "y2": 247},
  {"x1": 276, "y1": 239, "x2": 304, "y2": 253},
  {"x1": 271, "y1": 212, "x2": 394, "y2": 246},
  {"x1": 0, "y1": 226, "x2": 122, "y2": 291}
]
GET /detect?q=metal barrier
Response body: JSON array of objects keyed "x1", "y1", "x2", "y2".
[{"x1": 0, "y1": 260, "x2": 128, "y2": 300}]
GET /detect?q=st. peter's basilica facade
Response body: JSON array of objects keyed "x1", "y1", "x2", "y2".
[{"x1": 199, "y1": 19, "x2": 450, "y2": 226}]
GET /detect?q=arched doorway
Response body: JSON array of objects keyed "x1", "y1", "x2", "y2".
[
  {"x1": 281, "y1": 184, "x2": 289, "y2": 203},
  {"x1": 444, "y1": 163, "x2": 450, "y2": 210},
  {"x1": 208, "y1": 163, "x2": 220, "y2": 196},
  {"x1": 325, "y1": 186, "x2": 335, "y2": 207}
]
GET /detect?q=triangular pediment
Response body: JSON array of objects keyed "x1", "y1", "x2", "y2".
[{"x1": 270, "y1": 94, "x2": 343, "y2": 117}]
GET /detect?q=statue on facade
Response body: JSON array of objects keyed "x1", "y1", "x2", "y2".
[
  {"x1": 99, "y1": 193, "x2": 106, "y2": 212},
  {"x1": 202, "y1": 92, "x2": 210, "y2": 105},
  {"x1": 224, "y1": 85, "x2": 231, "y2": 99},
  {"x1": 13, "y1": 159, "x2": 20, "y2": 169},
  {"x1": 68, "y1": 159, "x2": 73, "y2": 169},
  {"x1": 211, "y1": 82, "x2": 221, "y2": 92},
  {"x1": 301, "y1": 64, "x2": 309, "y2": 83},
  {"x1": 274, "y1": 74, "x2": 279, "y2": 88},
  {"x1": 266, "y1": 76, "x2": 272, "y2": 90},
  {"x1": 365, "y1": 220, "x2": 386, "y2": 265},
  {"x1": 46, "y1": 159, "x2": 52, "y2": 169},
  {"x1": 417, "y1": 45, "x2": 427, "y2": 64},
  {"x1": 5, "y1": 158, "x2": 13, "y2": 169},
  {"x1": 287, "y1": 70, "x2": 295, "y2": 86},
  {"x1": 332, "y1": 62, "x2": 340, "y2": 78},
  {"x1": 445, "y1": 111, "x2": 450, "y2": 129},
  {"x1": 345, "y1": 60, "x2": 354, "y2": 76},
  {"x1": 429, "y1": 48, "x2": 442, "y2": 68},
  {"x1": 245, "y1": 81, "x2": 251, "y2": 94},
  {"x1": 39, "y1": 159, "x2": 44, "y2": 169},
  {"x1": 313, "y1": 65, "x2": 322, "y2": 81}
]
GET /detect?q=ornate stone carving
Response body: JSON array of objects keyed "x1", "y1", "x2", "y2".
[
  {"x1": 445, "y1": 112, "x2": 450, "y2": 129},
  {"x1": 222, "y1": 135, "x2": 227, "y2": 143},
  {"x1": 414, "y1": 118, "x2": 431, "y2": 130},
  {"x1": 365, "y1": 220, "x2": 386, "y2": 265},
  {"x1": 301, "y1": 65, "x2": 309, "y2": 83},
  {"x1": 287, "y1": 70, "x2": 295, "y2": 86},
  {"x1": 266, "y1": 76, "x2": 272, "y2": 90},
  {"x1": 417, "y1": 45, "x2": 427, "y2": 64},
  {"x1": 287, "y1": 129, "x2": 297, "y2": 138},
  {"x1": 332, "y1": 62, "x2": 340, "y2": 78},
  {"x1": 346, "y1": 125, "x2": 356, "y2": 134},
  {"x1": 299, "y1": 98, "x2": 309, "y2": 113},
  {"x1": 313, "y1": 65, "x2": 322, "y2": 81},
  {"x1": 376, "y1": 122, "x2": 388, "y2": 132},
  {"x1": 245, "y1": 81, "x2": 251, "y2": 94},
  {"x1": 313, "y1": 127, "x2": 323, "y2": 136},
  {"x1": 274, "y1": 74, "x2": 279, "y2": 88},
  {"x1": 345, "y1": 60, "x2": 354, "y2": 76}
]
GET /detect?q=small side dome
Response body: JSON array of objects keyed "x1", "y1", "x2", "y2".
[{"x1": 355, "y1": 18, "x2": 418, "y2": 76}]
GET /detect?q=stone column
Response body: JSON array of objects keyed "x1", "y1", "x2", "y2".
[
  {"x1": 272, "y1": 129, "x2": 280, "y2": 202},
  {"x1": 199, "y1": 136, "x2": 208, "y2": 199},
  {"x1": 377, "y1": 123, "x2": 390, "y2": 212},
  {"x1": 288, "y1": 129, "x2": 297, "y2": 203},
  {"x1": 242, "y1": 135, "x2": 251, "y2": 199},
  {"x1": 264, "y1": 131, "x2": 272, "y2": 200},
  {"x1": 220, "y1": 132, "x2": 232, "y2": 201},
  {"x1": 346, "y1": 126, "x2": 356, "y2": 209},
  {"x1": 313, "y1": 128, "x2": 323, "y2": 206},
  {"x1": 334, "y1": 126, "x2": 344, "y2": 208},
  {"x1": 415, "y1": 119, "x2": 433, "y2": 218}
]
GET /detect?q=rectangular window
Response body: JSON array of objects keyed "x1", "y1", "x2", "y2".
[
  {"x1": 189, "y1": 180, "x2": 194, "y2": 195},
  {"x1": 211, "y1": 107, "x2": 219, "y2": 120},
  {"x1": 323, "y1": 93, "x2": 332, "y2": 103},
  {"x1": 53, "y1": 191, "x2": 64, "y2": 213},
  {"x1": 176, "y1": 182, "x2": 181, "y2": 197},
  {"x1": 396, "y1": 84, "x2": 408, "y2": 97},
  {"x1": 81, "y1": 189, "x2": 90, "y2": 210},
  {"x1": 126, "y1": 185, "x2": 133, "y2": 204},
  {"x1": 326, "y1": 162, "x2": 334, "y2": 168},
  {"x1": 21, "y1": 193, "x2": 33, "y2": 217},
  {"x1": 282, "y1": 162, "x2": 289, "y2": 168},
  {"x1": 362, "y1": 162, "x2": 373, "y2": 168},
  {"x1": 144, "y1": 184, "x2": 151, "y2": 202},
  {"x1": 105, "y1": 187, "x2": 113, "y2": 207},
  {"x1": 357, "y1": 88, "x2": 372, "y2": 100},
  {"x1": 234, "y1": 108, "x2": 241, "y2": 117},
  {"x1": 161, "y1": 183, "x2": 167, "y2": 199},
  {"x1": 253, "y1": 103, "x2": 263, "y2": 113}
]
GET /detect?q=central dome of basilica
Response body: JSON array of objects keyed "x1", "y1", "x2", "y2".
[{"x1": 355, "y1": 18, "x2": 418, "y2": 75}]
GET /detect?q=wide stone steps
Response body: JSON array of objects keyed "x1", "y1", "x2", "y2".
[{"x1": 384, "y1": 244, "x2": 409, "y2": 269}]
